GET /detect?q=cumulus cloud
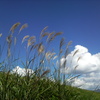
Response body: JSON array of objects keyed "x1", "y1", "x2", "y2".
[
  {"x1": 60, "y1": 45, "x2": 100, "y2": 90},
  {"x1": 11, "y1": 66, "x2": 34, "y2": 76}
]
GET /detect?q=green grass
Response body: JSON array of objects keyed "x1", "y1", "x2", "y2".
[
  {"x1": 0, "y1": 72, "x2": 100, "y2": 100},
  {"x1": 0, "y1": 22, "x2": 100, "y2": 100}
]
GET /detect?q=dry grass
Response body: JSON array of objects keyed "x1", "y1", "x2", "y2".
[
  {"x1": 73, "y1": 49, "x2": 79, "y2": 57},
  {"x1": 19, "y1": 23, "x2": 28, "y2": 33},
  {"x1": 40, "y1": 26, "x2": 48, "y2": 35},
  {"x1": 0, "y1": 33, "x2": 2, "y2": 37},
  {"x1": 22, "y1": 35, "x2": 30, "y2": 43},
  {"x1": 27, "y1": 36, "x2": 35, "y2": 47},
  {"x1": 38, "y1": 43, "x2": 44, "y2": 54},
  {"x1": 10, "y1": 22, "x2": 20, "y2": 33}
]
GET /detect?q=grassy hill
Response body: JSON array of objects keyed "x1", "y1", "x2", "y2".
[{"x1": 0, "y1": 72, "x2": 100, "y2": 100}]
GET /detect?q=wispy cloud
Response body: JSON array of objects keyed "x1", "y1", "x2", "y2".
[{"x1": 60, "y1": 45, "x2": 100, "y2": 90}]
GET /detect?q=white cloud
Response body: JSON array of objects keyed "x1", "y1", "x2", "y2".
[
  {"x1": 60, "y1": 45, "x2": 100, "y2": 90},
  {"x1": 11, "y1": 66, "x2": 34, "y2": 76}
]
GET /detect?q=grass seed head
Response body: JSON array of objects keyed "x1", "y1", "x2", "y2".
[
  {"x1": 54, "y1": 32, "x2": 63, "y2": 37},
  {"x1": 73, "y1": 49, "x2": 79, "y2": 57},
  {"x1": 38, "y1": 43, "x2": 44, "y2": 54},
  {"x1": 60, "y1": 38, "x2": 65, "y2": 49},
  {"x1": 77, "y1": 57, "x2": 81, "y2": 62},
  {"x1": 53, "y1": 56, "x2": 58, "y2": 60},
  {"x1": 40, "y1": 32, "x2": 49, "y2": 39},
  {"x1": 10, "y1": 22, "x2": 20, "y2": 33},
  {"x1": 27, "y1": 36, "x2": 36, "y2": 47},
  {"x1": 22, "y1": 35, "x2": 30, "y2": 44},
  {"x1": 0, "y1": 33, "x2": 2, "y2": 37},
  {"x1": 41, "y1": 69, "x2": 50, "y2": 77},
  {"x1": 19, "y1": 23, "x2": 28, "y2": 33},
  {"x1": 46, "y1": 32, "x2": 55, "y2": 42},
  {"x1": 40, "y1": 26, "x2": 48, "y2": 35}
]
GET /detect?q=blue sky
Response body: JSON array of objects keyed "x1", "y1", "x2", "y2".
[
  {"x1": 1, "y1": 0, "x2": 100, "y2": 90},
  {"x1": 0, "y1": 0, "x2": 100, "y2": 54}
]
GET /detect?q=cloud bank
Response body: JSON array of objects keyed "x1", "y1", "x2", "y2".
[
  {"x1": 60, "y1": 45, "x2": 100, "y2": 90},
  {"x1": 11, "y1": 66, "x2": 34, "y2": 76}
]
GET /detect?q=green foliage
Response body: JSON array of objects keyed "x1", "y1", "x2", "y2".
[{"x1": 0, "y1": 72, "x2": 100, "y2": 100}]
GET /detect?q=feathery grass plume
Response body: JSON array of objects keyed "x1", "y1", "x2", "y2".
[
  {"x1": 38, "y1": 43, "x2": 44, "y2": 54},
  {"x1": 66, "y1": 41, "x2": 72, "y2": 51},
  {"x1": 40, "y1": 32, "x2": 49, "y2": 39},
  {"x1": 0, "y1": 33, "x2": 2, "y2": 37},
  {"x1": 22, "y1": 35, "x2": 29, "y2": 44},
  {"x1": 28, "y1": 41, "x2": 35, "y2": 47},
  {"x1": 41, "y1": 69, "x2": 50, "y2": 77},
  {"x1": 27, "y1": 36, "x2": 35, "y2": 47},
  {"x1": 60, "y1": 38, "x2": 65, "y2": 49},
  {"x1": 48, "y1": 36, "x2": 55, "y2": 43},
  {"x1": 77, "y1": 56, "x2": 81, "y2": 62},
  {"x1": 66, "y1": 41, "x2": 72, "y2": 50},
  {"x1": 63, "y1": 41, "x2": 72, "y2": 57},
  {"x1": 19, "y1": 23, "x2": 28, "y2": 33},
  {"x1": 40, "y1": 26, "x2": 48, "y2": 35},
  {"x1": 53, "y1": 56, "x2": 58, "y2": 60},
  {"x1": 73, "y1": 49, "x2": 79, "y2": 57},
  {"x1": 47, "y1": 32, "x2": 62, "y2": 43},
  {"x1": 51, "y1": 52, "x2": 56, "y2": 56},
  {"x1": 68, "y1": 41, "x2": 72, "y2": 46},
  {"x1": 28, "y1": 36, "x2": 35, "y2": 43},
  {"x1": 54, "y1": 32, "x2": 63, "y2": 37},
  {"x1": 46, "y1": 32, "x2": 55, "y2": 42},
  {"x1": 45, "y1": 52, "x2": 56, "y2": 61},
  {"x1": 10, "y1": 22, "x2": 20, "y2": 33},
  {"x1": 49, "y1": 52, "x2": 56, "y2": 60},
  {"x1": 47, "y1": 32, "x2": 63, "y2": 43},
  {"x1": 45, "y1": 52, "x2": 51, "y2": 59}
]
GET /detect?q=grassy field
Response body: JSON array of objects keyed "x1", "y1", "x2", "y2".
[
  {"x1": 0, "y1": 71, "x2": 100, "y2": 100},
  {"x1": 0, "y1": 23, "x2": 100, "y2": 100}
]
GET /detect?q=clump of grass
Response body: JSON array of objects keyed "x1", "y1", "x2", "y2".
[{"x1": 0, "y1": 22, "x2": 100, "y2": 100}]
